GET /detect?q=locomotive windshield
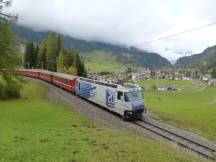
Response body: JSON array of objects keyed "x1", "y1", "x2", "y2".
[{"x1": 124, "y1": 90, "x2": 143, "y2": 102}]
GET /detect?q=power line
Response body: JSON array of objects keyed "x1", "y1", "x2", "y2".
[{"x1": 136, "y1": 22, "x2": 216, "y2": 45}]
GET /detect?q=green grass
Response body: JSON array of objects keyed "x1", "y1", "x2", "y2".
[
  {"x1": 137, "y1": 79, "x2": 204, "y2": 91},
  {"x1": 139, "y1": 79, "x2": 216, "y2": 141},
  {"x1": 80, "y1": 50, "x2": 125, "y2": 73},
  {"x1": 0, "y1": 81, "x2": 203, "y2": 162}
]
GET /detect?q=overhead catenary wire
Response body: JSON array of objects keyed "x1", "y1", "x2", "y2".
[{"x1": 136, "y1": 22, "x2": 216, "y2": 45}]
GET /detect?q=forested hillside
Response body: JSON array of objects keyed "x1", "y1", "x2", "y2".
[
  {"x1": 23, "y1": 33, "x2": 86, "y2": 76},
  {"x1": 175, "y1": 45, "x2": 216, "y2": 68},
  {"x1": 80, "y1": 50, "x2": 125, "y2": 73},
  {"x1": 12, "y1": 24, "x2": 172, "y2": 68}
]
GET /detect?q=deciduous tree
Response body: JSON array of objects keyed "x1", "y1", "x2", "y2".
[
  {"x1": 57, "y1": 50, "x2": 66, "y2": 71},
  {"x1": 46, "y1": 33, "x2": 63, "y2": 71}
]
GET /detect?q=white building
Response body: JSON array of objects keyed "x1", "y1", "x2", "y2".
[
  {"x1": 182, "y1": 77, "x2": 191, "y2": 81},
  {"x1": 202, "y1": 74, "x2": 212, "y2": 82},
  {"x1": 208, "y1": 79, "x2": 216, "y2": 87}
]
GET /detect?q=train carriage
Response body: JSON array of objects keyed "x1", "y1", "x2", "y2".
[
  {"x1": 26, "y1": 70, "x2": 40, "y2": 78},
  {"x1": 39, "y1": 70, "x2": 53, "y2": 83},
  {"x1": 4, "y1": 69, "x2": 24, "y2": 76},
  {"x1": 52, "y1": 72, "x2": 78, "y2": 94},
  {"x1": 14, "y1": 69, "x2": 40, "y2": 78},
  {"x1": 15, "y1": 69, "x2": 26, "y2": 76}
]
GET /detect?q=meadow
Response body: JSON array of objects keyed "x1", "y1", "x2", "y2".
[
  {"x1": 0, "y1": 81, "x2": 203, "y2": 162},
  {"x1": 139, "y1": 79, "x2": 216, "y2": 141},
  {"x1": 80, "y1": 50, "x2": 125, "y2": 73},
  {"x1": 137, "y1": 79, "x2": 204, "y2": 91}
]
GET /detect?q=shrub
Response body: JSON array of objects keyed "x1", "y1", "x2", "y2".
[
  {"x1": 0, "y1": 72, "x2": 22, "y2": 100},
  {"x1": 151, "y1": 84, "x2": 158, "y2": 91}
]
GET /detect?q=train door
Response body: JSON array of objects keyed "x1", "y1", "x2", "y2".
[{"x1": 115, "y1": 91, "x2": 125, "y2": 115}]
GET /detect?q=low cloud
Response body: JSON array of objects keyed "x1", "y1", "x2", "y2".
[{"x1": 9, "y1": 0, "x2": 216, "y2": 60}]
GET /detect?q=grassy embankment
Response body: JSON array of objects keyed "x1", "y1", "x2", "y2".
[
  {"x1": 80, "y1": 50, "x2": 125, "y2": 73},
  {"x1": 138, "y1": 79, "x2": 216, "y2": 141},
  {"x1": 0, "y1": 81, "x2": 203, "y2": 162}
]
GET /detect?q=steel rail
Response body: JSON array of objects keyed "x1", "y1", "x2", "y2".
[{"x1": 134, "y1": 120, "x2": 216, "y2": 161}]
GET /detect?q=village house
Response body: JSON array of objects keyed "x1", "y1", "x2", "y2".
[
  {"x1": 139, "y1": 69, "x2": 151, "y2": 80},
  {"x1": 155, "y1": 70, "x2": 166, "y2": 79},
  {"x1": 208, "y1": 79, "x2": 216, "y2": 87},
  {"x1": 132, "y1": 73, "x2": 140, "y2": 81},
  {"x1": 116, "y1": 72, "x2": 127, "y2": 80},
  {"x1": 202, "y1": 74, "x2": 212, "y2": 82},
  {"x1": 182, "y1": 76, "x2": 192, "y2": 80}
]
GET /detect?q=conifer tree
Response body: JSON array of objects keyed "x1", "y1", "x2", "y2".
[
  {"x1": 32, "y1": 45, "x2": 39, "y2": 69},
  {"x1": 211, "y1": 67, "x2": 216, "y2": 79},
  {"x1": 0, "y1": 0, "x2": 22, "y2": 99},
  {"x1": 24, "y1": 42, "x2": 34, "y2": 69},
  {"x1": 75, "y1": 53, "x2": 86, "y2": 77},
  {"x1": 37, "y1": 41, "x2": 47, "y2": 69}
]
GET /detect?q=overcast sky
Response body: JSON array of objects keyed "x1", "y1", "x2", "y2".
[{"x1": 8, "y1": 0, "x2": 216, "y2": 60}]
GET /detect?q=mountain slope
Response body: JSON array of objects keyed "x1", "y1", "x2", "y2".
[
  {"x1": 12, "y1": 24, "x2": 172, "y2": 68},
  {"x1": 175, "y1": 45, "x2": 216, "y2": 68},
  {"x1": 80, "y1": 50, "x2": 126, "y2": 73}
]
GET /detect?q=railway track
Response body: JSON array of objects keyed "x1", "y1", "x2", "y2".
[{"x1": 134, "y1": 119, "x2": 216, "y2": 161}]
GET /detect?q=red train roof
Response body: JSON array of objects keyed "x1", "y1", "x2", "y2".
[{"x1": 52, "y1": 72, "x2": 78, "y2": 80}]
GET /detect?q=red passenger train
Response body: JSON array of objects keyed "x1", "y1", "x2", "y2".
[
  {"x1": 17, "y1": 69, "x2": 40, "y2": 78},
  {"x1": 14, "y1": 69, "x2": 146, "y2": 120},
  {"x1": 16, "y1": 69, "x2": 78, "y2": 94}
]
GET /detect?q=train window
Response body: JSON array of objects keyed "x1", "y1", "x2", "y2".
[{"x1": 117, "y1": 91, "x2": 123, "y2": 100}]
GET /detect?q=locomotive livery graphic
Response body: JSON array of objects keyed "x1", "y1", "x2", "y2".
[
  {"x1": 77, "y1": 81, "x2": 97, "y2": 98},
  {"x1": 106, "y1": 90, "x2": 115, "y2": 108}
]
